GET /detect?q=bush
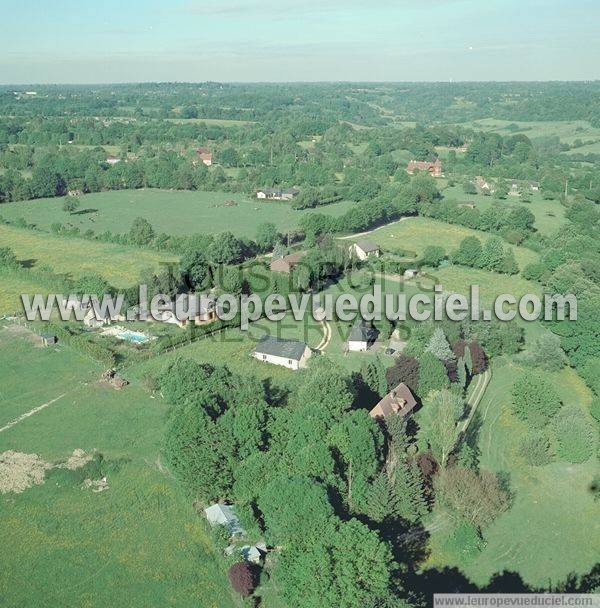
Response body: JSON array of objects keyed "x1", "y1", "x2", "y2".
[
  {"x1": 228, "y1": 562, "x2": 259, "y2": 597},
  {"x1": 440, "y1": 521, "x2": 485, "y2": 566},
  {"x1": 518, "y1": 431, "x2": 553, "y2": 466},
  {"x1": 511, "y1": 372, "x2": 562, "y2": 428},
  {"x1": 552, "y1": 407, "x2": 596, "y2": 463}
]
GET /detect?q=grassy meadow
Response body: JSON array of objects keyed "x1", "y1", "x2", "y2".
[
  {"x1": 458, "y1": 118, "x2": 600, "y2": 146},
  {"x1": 0, "y1": 189, "x2": 356, "y2": 238},
  {"x1": 427, "y1": 358, "x2": 599, "y2": 587},
  {"x1": 440, "y1": 184, "x2": 567, "y2": 236},
  {"x1": 0, "y1": 326, "x2": 238, "y2": 608},
  {"x1": 0, "y1": 224, "x2": 177, "y2": 288},
  {"x1": 345, "y1": 216, "x2": 540, "y2": 269}
]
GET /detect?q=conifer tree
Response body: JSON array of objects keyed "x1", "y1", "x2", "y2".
[{"x1": 426, "y1": 327, "x2": 456, "y2": 361}]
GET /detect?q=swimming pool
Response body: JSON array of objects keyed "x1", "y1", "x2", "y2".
[{"x1": 114, "y1": 329, "x2": 152, "y2": 344}]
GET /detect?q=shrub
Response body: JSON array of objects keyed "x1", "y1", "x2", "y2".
[
  {"x1": 440, "y1": 521, "x2": 485, "y2": 566},
  {"x1": 552, "y1": 407, "x2": 596, "y2": 463},
  {"x1": 228, "y1": 562, "x2": 259, "y2": 597},
  {"x1": 511, "y1": 372, "x2": 562, "y2": 428},
  {"x1": 518, "y1": 431, "x2": 553, "y2": 466}
]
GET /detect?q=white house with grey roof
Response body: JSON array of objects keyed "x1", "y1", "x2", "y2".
[
  {"x1": 351, "y1": 239, "x2": 380, "y2": 261},
  {"x1": 252, "y1": 335, "x2": 312, "y2": 370},
  {"x1": 347, "y1": 319, "x2": 379, "y2": 352}
]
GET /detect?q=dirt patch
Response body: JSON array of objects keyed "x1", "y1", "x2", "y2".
[
  {"x1": 59, "y1": 448, "x2": 95, "y2": 470},
  {"x1": 0, "y1": 451, "x2": 51, "y2": 494}
]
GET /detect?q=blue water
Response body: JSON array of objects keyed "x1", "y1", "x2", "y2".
[{"x1": 116, "y1": 330, "x2": 150, "y2": 344}]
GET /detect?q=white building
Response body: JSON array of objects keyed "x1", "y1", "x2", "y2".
[
  {"x1": 83, "y1": 308, "x2": 112, "y2": 328},
  {"x1": 350, "y1": 239, "x2": 380, "y2": 261},
  {"x1": 252, "y1": 335, "x2": 312, "y2": 371},
  {"x1": 403, "y1": 268, "x2": 419, "y2": 279},
  {"x1": 347, "y1": 319, "x2": 378, "y2": 352}
]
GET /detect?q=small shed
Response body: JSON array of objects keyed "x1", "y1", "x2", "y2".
[
  {"x1": 41, "y1": 332, "x2": 58, "y2": 347},
  {"x1": 240, "y1": 545, "x2": 263, "y2": 564}
]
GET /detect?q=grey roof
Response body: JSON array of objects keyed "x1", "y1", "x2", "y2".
[
  {"x1": 355, "y1": 239, "x2": 379, "y2": 253},
  {"x1": 254, "y1": 335, "x2": 308, "y2": 360},
  {"x1": 204, "y1": 503, "x2": 245, "y2": 536},
  {"x1": 349, "y1": 319, "x2": 378, "y2": 343}
]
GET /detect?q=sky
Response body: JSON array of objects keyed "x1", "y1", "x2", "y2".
[{"x1": 0, "y1": 0, "x2": 599, "y2": 84}]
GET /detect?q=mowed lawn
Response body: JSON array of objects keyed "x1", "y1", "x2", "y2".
[
  {"x1": 0, "y1": 189, "x2": 357, "y2": 238},
  {"x1": 349, "y1": 217, "x2": 539, "y2": 269},
  {"x1": 0, "y1": 224, "x2": 177, "y2": 288},
  {"x1": 427, "y1": 359, "x2": 599, "y2": 588},
  {"x1": 0, "y1": 329, "x2": 237, "y2": 608},
  {"x1": 128, "y1": 314, "x2": 324, "y2": 386}
]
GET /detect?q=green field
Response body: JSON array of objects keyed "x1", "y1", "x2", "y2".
[
  {"x1": 440, "y1": 185, "x2": 567, "y2": 236},
  {"x1": 0, "y1": 326, "x2": 237, "y2": 608},
  {"x1": 427, "y1": 358, "x2": 599, "y2": 587},
  {"x1": 345, "y1": 216, "x2": 539, "y2": 269},
  {"x1": 0, "y1": 224, "x2": 177, "y2": 288},
  {"x1": 458, "y1": 118, "x2": 600, "y2": 146},
  {"x1": 0, "y1": 189, "x2": 357, "y2": 238}
]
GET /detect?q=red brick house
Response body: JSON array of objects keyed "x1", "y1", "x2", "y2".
[{"x1": 406, "y1": 158, "x2": 442, "y2": 177}]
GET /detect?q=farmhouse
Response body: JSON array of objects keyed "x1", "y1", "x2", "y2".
[
  {"x1": 196, "y1": 147, "x2": 212, "y2": 166},
  {"x1": 369, "y1": 382, "x2": 417, "y2": 420},
  {"x1": 475, "y1": 176, "x2": 492, "y2": 193},
  {"x1": 270, "y1": 251, "x2": 307, "y2": 274},
  {"x1": 105, "y1": 155, "x2": 121, "y2": 165},
  {"x1": 256, "y1": 187, "x2": 300, "y2": 200},
  {"x1": 351, "y1": 239, "x2": 380, "y2": 261},
  {"x1": 83, "y1": 308, "x2": 112, "y2": 328},
  {"x1": 406, "y1": 158, "x2": 442, "y2": 177},
  {"x1": 204, "y1": 503, "x2": 245, "y2": 537},
  {"x1": 347, "y1": 319, "x2": 378, "y2": 352},
  {"x1": 252, "y1": 335, "x2": 312, "y2": 370}
]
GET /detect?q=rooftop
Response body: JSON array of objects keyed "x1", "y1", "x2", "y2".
[{"x1": 254, "y1": 335, "x2": 308, "y2": 360}]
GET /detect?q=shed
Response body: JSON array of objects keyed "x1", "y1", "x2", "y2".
[
  {"x1": 204, "y1": 503, "x2": 245, "y2": 537},
  {"x1": 41, "y1": 332, "x2": 58, "y2": 346}
]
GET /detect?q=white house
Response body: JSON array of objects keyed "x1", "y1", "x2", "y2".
[
  {"x1": 83, "y1": 308, "x2": 112, "y2": 329},
  {"x1": 256, "y1": 187, "x2": 300, "y2": 200},
  {"x1": 351, "y1": 239, "x2": 380, "y2": 261},
  {"x1": 403, "y1": 268, "x2": 419, "y2": 279},
  {"x1": 204, "y1": 503, "x2": 245, "y2": 537},
  {"x1": 347, "y1": 319, "x2": 378, "y2": 352},
  {"x1": 252, "y1": 335, "x2": 312, "y2": 371}
]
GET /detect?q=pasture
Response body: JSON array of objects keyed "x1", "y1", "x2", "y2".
[
  {"x1": 0, "y1": 327, "x2": 237, "y2": 608},
  {"x1": 346, "y1": 216, "x2": 539, "y2": 269},
  {"x1": 459, "y1": 118, "x2": 600, "y2": 146},
  {"x1": 440, "y1": 184, "x2": 567, "y2": 236},
  {"x1": 427, "y1": 358, "x2": 599, "y2": 588},
  {"x1": 0, "y1": 224, "x2": 177, "y2": 288},
  {"x1": 0, "y1": 189, "x2": 356, "y2": 238}
]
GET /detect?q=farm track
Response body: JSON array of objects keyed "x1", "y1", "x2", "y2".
[{"x1": 0, "y1": 394, "x2": 66, "y2": 433}]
